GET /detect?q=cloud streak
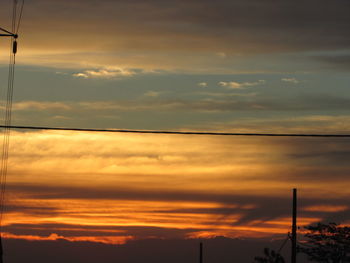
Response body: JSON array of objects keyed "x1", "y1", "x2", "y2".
[
  {"x1": 72, "y1": 68, "x2": 139, "y2": 79},
  {"x1": 10, "y1": 92, "x2": 350, "y2": 114},
  {"x1": 218, "y1": 80, "x2": 265, "y2": 89},
  {"x1": 281, "y1": 78, "x2": 299, "y2": 84}
]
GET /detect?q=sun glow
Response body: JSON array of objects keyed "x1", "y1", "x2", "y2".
[{"x1": 0, "y1": 131, "x2": 348, "y2": 244}]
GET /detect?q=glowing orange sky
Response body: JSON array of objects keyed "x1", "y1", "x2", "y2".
[
  {"x1": 0, "y1": 0, "x2": 349, "y2": 248},
  {"x1": 1, "y1": 130, "x2": 348, "y2": 244}
]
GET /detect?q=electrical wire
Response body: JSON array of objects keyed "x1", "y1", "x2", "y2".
[
  {"x1": 0, "y1": 0, "x2": 23, "y2": 240},
  {"x1": 0, "y1": 0, "x2": 21, "y2": 259},
  {"x1": 277, "y1": 234, "x2": 290, "y2": 253},
  {"x1": 0, "y1": 27, "x2": 14, "y2": 35},
  {"x1": 296, "y1": 240, "x2": 314, "y2": 248},
  {"x1": 0, "y1": 125, "x2": 350, "y2": 137},
  {"x1": 15, "y1": 0, "x2": 24, "y2": 35}
]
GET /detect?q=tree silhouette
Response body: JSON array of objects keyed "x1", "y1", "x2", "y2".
[
  {"x1": 298, "y1": 222, "x2": 350, "y2": 263},
  {"x1": 253, "y1": 248, "x2": 285, "y2": 263}
]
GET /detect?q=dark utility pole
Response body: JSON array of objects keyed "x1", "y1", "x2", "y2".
[
  {"x1": 291, "y1": 188, "x2": 297, "y2": 263},
  {"x1": 199, "y1": 242, "x2": 203, "y2": 263},
  {"x1": 0, "y1": 235, "x2": 3, "y2": 263}
]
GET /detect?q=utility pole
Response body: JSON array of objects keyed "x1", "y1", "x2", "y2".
[
  {"x1": 291, "y1": 188, "x2": 297, "y2": 263},
  {"x1": 0, "y1": 234, "x2": 2, "y2": 263},
  {"x1": 199, "y1": 242, "x2": 203, "y2": 263}
]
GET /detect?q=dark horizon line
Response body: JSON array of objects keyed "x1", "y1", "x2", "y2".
[{"x1": 1, "y1": 125, "x2": 350, "y2": 137}]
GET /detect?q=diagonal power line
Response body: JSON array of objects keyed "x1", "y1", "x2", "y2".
[{"x1": 1, "y1": 125, "x2": 350, "y2": 137}]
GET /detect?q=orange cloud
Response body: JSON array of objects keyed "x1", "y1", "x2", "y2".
[
  {"x1": 303, "y1": 205, "x2": 349, "y2": 213},
  {"x1": 1, "y1": 130, "x2": 349, "y2": 244},
  {"x1": 2, "y1": 232, "x2": 133, "y2": 245}
]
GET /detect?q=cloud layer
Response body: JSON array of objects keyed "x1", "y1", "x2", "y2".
[
  {"x1": 1, "y1": 0, "x2": 349, "y2": 71},
  {"x1": 1, "y1": 130, "x2": 349, "y2": 244}
]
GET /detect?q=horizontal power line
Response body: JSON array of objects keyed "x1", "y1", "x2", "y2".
[{"x1": 0, "y1": 125, "x2": 350, "y2": 137}]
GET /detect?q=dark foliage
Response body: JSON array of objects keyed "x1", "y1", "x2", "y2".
[
  {"x1": 298, "y1": 222, "x2": 350, "y2": 263},
  {"x1": 253, "y1": 248, "x2": 285, "y2": 263}
]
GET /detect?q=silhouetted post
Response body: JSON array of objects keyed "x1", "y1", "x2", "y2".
[
  {"x1": 0, "y1": 234, "x2": 3, "y2": 263},
  {"x1": 199, "y1": 242, "x2": 203, "y2": 263},
  {"x1": 291, "y1": 188, "x2": 297, "y2": 263}
]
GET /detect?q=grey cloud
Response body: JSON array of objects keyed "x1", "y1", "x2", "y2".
[
  {"x1": 13, "y1": 93, "x2": 350, "y2": 116},
  {"x1": 5, "y1": 0, "x2": 350, "y2": 54},
  {"x1": 236, "y1": 199, "x2": 350, "y2": 226},
  {"x1": 276, "y1": 136, "x2": 350, "y2": 158},
  {"x1": 313, "y1": 55, "x2": 350, "y2": 70},
  {"x1": 287, "y1": 150, "x2": 350, "y2": 165},
  {"x1": 8, "y1": 183, "x2": 279, "y2": 202},
  {"x1": 7, "y1": 183, "x2": 350, "y2": 225},
  {"x1": 149, "y1": 94, "x2": 350, "y2": 112},
  {"x1": 321, "y1": 210, "x2": 350, "y2": 224}
]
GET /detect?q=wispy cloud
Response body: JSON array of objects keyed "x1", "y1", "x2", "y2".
[
  {"x1": 144, "y1": 91, "x2": 160, "y2": 97},
  {"x1": 281, "y1": 78, "x2": 299, "y2": 84},
  {"x1": 196, "y1": 92, "x2": 257, "y2": 98},
  {"x1": 73, "y1": 68, "x2": 138, "y2": 79},
  {"x1": 196, "y1": 115, "x2": 350, "y2": 134},
  {"x1": 218, "y1": 80, "x2": 265, "y2": 89},
  {"x1": 9, "y1": 93, "x2": 350, "y2": 119},
  {"x1": 216, "y1": 52, "x2": 227, "y2": 58},
  {"x1": 12, "y1": 101, "x2": 71, "y2": 111},
  {"x1": 312, "y1": 54, "x2": 350, "y2": 70},
  {"x1": 2, "y1": 232, "x2": 132, "y2": 245},
  {"x1": 197, "y1": 82, "x2": 208, "y2": 88}
]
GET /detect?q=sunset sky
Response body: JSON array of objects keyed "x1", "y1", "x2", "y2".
[{"x1": 0, "y1": 0, "x2": 349, "y2": 262}]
